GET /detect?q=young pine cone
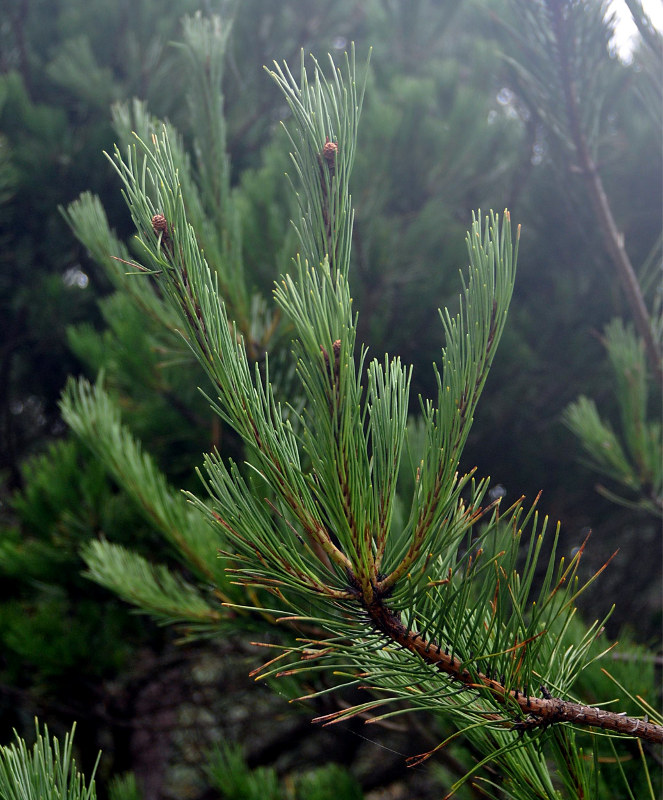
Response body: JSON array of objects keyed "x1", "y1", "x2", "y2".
[
  {"x1": 319, "y1": 137, "x2": 338, "y2": 177},
  {"x1": 151, "y1": 214, "x2": 169, "y2": 237}
]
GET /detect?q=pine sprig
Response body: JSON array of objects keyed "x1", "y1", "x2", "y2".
[
  {"x1": 564, "y1": 318, "x2": 662, "y2": 515},
  {"x1": 380, "y1": 211, "x2": 518, "y2": 593},
  {"x1": 266, "y1": 46, "x2": 369, "y2": 276},
  {"x1": 61, "y1": 190, "x2": 181, "y2": 336},
  {"x1": 83, "y1": 538, "x2": 223, "y2": 631},
  {"x1": 106, "y1": 43, "x2": 663, "y2": 748},
  {"x1": 60, "y1": 377, "x2": 226, "y2": 588},
  {"x1": 0, "y1": 722, "x2": 97, "y2": 800}
]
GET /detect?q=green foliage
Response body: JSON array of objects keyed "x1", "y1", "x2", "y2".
[
  {"x1": 293, "y1": 763, "x2": 363, "y2": 800},
  {"x1": 485, "y1": 0, "x2": 662, "y2": 515},
  {"x1": 60, "y1": 379, "x2": 224, "y2": 591},
  {"x1": 206, "y1": 744, "x2": 280, "y2": 800},
  {"x1": 3, "y1": 1, "x2": 661, "y2": 795},
  {"x1": 0, "y1": 722, "x2": 97, "y2": 800},
  {"x1": 0, "y1": 439, "x2": 145, "y2": 686},
  {"x1": 459, "y1": 0, "x2": 663, "y2": 555},
  {"x1": 1, "y1": 725, "x2": 370, "y2": 800},
  {"x1": 0, "y1": 0, "x2": 204, "y2": 487},
  {"x1": 206, "y1": 743, "x2": 363, "y2": 800},
  {"x1": 107, "y1": 772, "x2": 142, "y2": 800},
  {"x1": 563, "y1": 319, "x2": 662, "y2": 515},
  {"x1": 3, "y1": 8, "x2": 297, "y2": 767},
  {"x1": 54, "y1": 13, "x2": 307, "y2": 645},
  {"x1": 0, "y1": 726, "x2": 367, "y2": 800}
]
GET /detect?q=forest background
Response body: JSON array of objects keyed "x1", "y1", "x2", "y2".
[{"x1": 0, "y1": 0, "x2": 660, "y2": 798}]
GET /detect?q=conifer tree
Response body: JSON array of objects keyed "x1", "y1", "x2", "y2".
[{"x1": 60, "y1": 36, "x2": 662, "y2": 798}]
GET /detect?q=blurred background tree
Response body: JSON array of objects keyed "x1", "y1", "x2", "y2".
[{"x1": 0, "y1": 0, "x2": 660, "y2": 797}]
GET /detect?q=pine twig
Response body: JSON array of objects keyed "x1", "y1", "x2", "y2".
[
  {"x1": 363, "y1": 595, "x2": 663, "y2": 744},
  {"x1": 548, "y1": 0, "x2": 662, "y2": 385}
]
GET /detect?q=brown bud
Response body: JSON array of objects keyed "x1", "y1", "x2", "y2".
[
  {"x1": 151, "y1": 214, "x2": 169, "y2": 237},
  {"x1": 332, "y1": 339, "x2": 341, "y2": 382},
  {"x1": 320, "y1": 340, "x2": 341, "y2": 382},
  {"x1": 320, "y1": 137, "x2": 338, "y2": 175}
]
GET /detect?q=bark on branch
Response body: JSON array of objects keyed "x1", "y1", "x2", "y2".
[{"x1": 365, "y1": 598, "x2": 663, "y2": 745}]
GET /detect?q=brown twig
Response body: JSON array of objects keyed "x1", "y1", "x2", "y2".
[
  {"x1": 548, "y1": 0, "x2": 662, "y2": 385},
  {"x1": 363, "y1": 596, "x2": 663, "y2": 745}
]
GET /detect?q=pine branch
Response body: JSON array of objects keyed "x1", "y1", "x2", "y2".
[
  {"x1": 250, "y1": 501, "x2": 663, "y2": 748},
  {"x1": 546, "y1": 0, "x2": 662, "y2": 386},
  {"x1": 502, "y1": 0, "x2": 662, "y2": 385},
  {"x1": 93, "y1": 39, "x2": 662, "y2": 794},
  {"x1": 363, "y1": 597, "x2": 663, "y2": 744}
]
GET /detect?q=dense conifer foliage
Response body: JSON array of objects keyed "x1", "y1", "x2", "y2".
[{"x1": 0, "y1": 2, "x2": 660, "y2": 797}]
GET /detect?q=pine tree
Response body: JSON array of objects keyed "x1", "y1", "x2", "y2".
[{"x1": 60, "y1": 38, "x2": 662, "y2": 798}]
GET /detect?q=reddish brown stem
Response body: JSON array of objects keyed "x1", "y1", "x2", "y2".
[{"x1": 365, "y1": 598, "x2": 663, "y2": 745}]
